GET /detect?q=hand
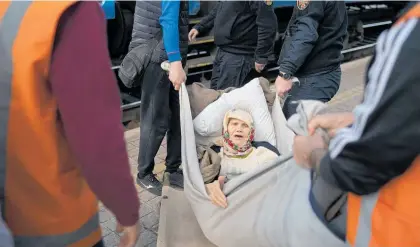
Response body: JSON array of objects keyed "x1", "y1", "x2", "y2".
[
  {"x1": 275, "y1": 75, "x2": 293, "y2": 97},
  {"x1": 255, "y1": 62, "x2": 265, "y2": 73},
  {"x1": 293, "y1": 134, "x2": 327, "y2": 169},
  {"x1": 308, "y1": 112, "x2": 354, "y2": 137},
  {"x1": 116, "y1": 222, "x2": 140, "y2": 247},
  {"x1": 168, "y1": 61, "x2": 186, "y2": 91},
  {"x1": 205, "y1": 176, "x2": 227, "y2": 208},
  {"x1": 188, "y1": 28, "x2": 199, "y2": 42}
]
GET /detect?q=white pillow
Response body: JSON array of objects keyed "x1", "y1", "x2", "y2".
[{"x1": 193, "y1": 78, "x2": 277, "y2": 146}]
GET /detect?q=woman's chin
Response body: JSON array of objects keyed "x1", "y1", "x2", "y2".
[{"x1": 231, "y1": 139, "x2": 247, "y2": 147}]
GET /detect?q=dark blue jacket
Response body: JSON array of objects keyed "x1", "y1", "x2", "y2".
[{"x1": 278, "y1": 1, "x2": 348, "y2": 77}]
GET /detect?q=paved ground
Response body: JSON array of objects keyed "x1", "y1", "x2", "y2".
[{"x1": 99, "y1": 57, "x2": 370, "y2": 247}]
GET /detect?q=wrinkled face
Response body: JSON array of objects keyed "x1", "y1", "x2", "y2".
[{"x1": 227, "y1": 118, "x2": 251, "y2": 147}]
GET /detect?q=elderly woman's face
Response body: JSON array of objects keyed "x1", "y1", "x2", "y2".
[{"x1": 227, "y1": 118, "x2": 251, "y2": 147}]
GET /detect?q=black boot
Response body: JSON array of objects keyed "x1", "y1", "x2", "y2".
[
  {"x1": 167, "y1": 169, "x2": 184, "y2": 189},
  {"x1": 137, "y1": 173, "x2": 163, "y2": 196}
]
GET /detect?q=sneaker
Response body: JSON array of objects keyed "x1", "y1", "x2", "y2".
[
  {"x1": 167, "y1": 169, "x2": 184, "y2": 189},
  {"x1": 137, "y1": 174, "x2": 163, "y2": 196}
]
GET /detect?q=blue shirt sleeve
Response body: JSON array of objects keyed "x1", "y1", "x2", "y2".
[{"x1": 159, "y1": 0, "x2": 182, "y2": 62}]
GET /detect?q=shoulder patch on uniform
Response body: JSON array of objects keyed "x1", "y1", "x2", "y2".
[
  {"x1": 297, "y1": 0, "x2": 310, "y2": 10},
  {"x1": 264, "y1": 0, "x2": 273, "y2": 6}
]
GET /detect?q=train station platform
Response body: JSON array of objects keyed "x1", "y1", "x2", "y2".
[{"x1": 99, "y1": 57, "x2": 370, "y2": 247}]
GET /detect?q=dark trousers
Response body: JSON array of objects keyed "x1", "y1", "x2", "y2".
[
  {"x1": 137, "y1": 62, "x2": 181, "y2": 177},
  {"x1": 210, "y1": 48, "x2": 255, "y2": 90},
  {"x1": 283, "y1": 67, "x2": 341, "y2": 119}
]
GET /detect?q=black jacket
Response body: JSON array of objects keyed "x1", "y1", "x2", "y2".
[
  {"x1": 194, "y1": 1, "x2": 277, "y2": 64},
  {"x1": 278, "y1": 1, "x2": 348, "y2": 77}
]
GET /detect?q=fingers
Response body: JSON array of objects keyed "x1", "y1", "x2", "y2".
[
  {"x1": 279, "y1": 91, "x2": 287, "y2": 97},
  {"x1": 275, "y1": 77, "x2": 293, "y2": 98},
  {"x1": 172, "y1": 80, "x2": 183, "y2": 91},
  {"x1": 218, "y1": 176, "x2": 226, "y2": 188},
  {"x1": 210, "y1": 191, "x2": 228, "y2": 208},
  {"x1": 328, "y1": 129, "x2": 337, "y2": 138},
  {"x1": 254, "y1": 63, "x2": 265, "y2": 73},
  {"x1": 188, "y1": 30, "x2": 198, "y2": 42},
  {"x1": 116, "y1": 223, "x2": 123, "y2": 233},
  {"x1": 188, "y1": 30, "x2": 193, "y2": 41},
  {"x1": 207, "y1": 180, "x2": 228, "y2": 208},
  {"x1": 308, "y1": 117, "x2": 322, "y2": 136},
  {"x1": 255, "y1": 65, "x2": 261, "y2": 73},
  {"x1": 117, "y1": 224, "x2": 139, "y2": 247},
  {"x1": 118, "y1": 234, "x2": 128, "y2": 247},
  {"x1": 276, "y1": 89, "x2": 287, "y2": 97},
  {"x1": 118, "y1": 233, "x2": 136, "y2": 247}
]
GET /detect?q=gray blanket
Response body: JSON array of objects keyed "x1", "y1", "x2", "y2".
[{"x1": 179, "y1": 83, "x2": 347, "y2": 247}]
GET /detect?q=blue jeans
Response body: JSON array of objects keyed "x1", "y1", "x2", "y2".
[{"x1": 283, "y1": 67, "x2": 341, "y2": 119}]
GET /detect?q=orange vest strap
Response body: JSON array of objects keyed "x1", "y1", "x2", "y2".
[{"x1": 396, "y1": 3, "x2": 420, "y2": 25}]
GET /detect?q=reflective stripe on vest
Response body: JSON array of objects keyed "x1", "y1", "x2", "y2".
[
  {"x1": 0, "y1": 1, "x2": 100, "y2": 246},
  {"x1": 0, "y1": 0, "x2": 28, "y2": 213},
  {"x1": 352, "y1": 193, "x2": 379, "y2": 247},
  {"x1": 14, "y1": 214, "x2": 99, "y2": 247}
]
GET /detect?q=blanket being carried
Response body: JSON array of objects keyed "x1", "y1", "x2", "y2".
[{"x1": 179, "y1": 83, "x2": 347, "y2": 247}]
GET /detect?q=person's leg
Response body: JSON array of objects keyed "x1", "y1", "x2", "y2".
[
  {"x1": 283, "y1": 67, "x2": 341, "y2": 119},
  {"x1": 212, "y1": 50, "x2": 254, "y2": 90},
  {"x1": 210, "y1": 48, "x2": 222, "y2": 90},
  {"x1": 137, "y1": 62, "x2": 171, "y2": 196},
  {"x1": 237, "y1": 55, "x2": 256, "y2": 87},
  {"x1": 165, "y1": 83, "x2": 184, "y2": 188}
]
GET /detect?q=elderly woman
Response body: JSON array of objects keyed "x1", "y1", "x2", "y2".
[{"x1": 204, "y1": 109, "x2": 279, "y2": 208}]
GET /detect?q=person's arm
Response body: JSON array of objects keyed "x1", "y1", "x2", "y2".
[
  {"x1": 278, "y1": 1, "x2": 325, "y2": 75},
  {"x1": 49, "y1": 2, "x2": 139, "y2": 226},
  {"x1": 250, "y1": 1, "x2": 278, "y2": 65},
  {"x1": 193, "y1": 2, "x2": 219, "y2": 34},
  {"x1": 316, "y1": 18, "x2": 420, "y2": 195},
  {"x1": 160, "y1": 0, "x2": 182, "y2": 62}
]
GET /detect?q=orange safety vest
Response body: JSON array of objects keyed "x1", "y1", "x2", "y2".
[
  {"x1": 0, "y1": 1, "x2": 100, "y2": 246},
  {"x1": 346, "y1": 4, "x2": 420, "y2": 247}
]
